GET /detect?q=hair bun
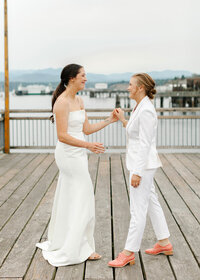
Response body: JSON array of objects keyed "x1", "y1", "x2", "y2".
[
  {"x1": 150, "y1": 88, "x2": 156, "y2": 95},
  {"x1": 147, "y1": 87, "x2": 156, "y2": 99}
]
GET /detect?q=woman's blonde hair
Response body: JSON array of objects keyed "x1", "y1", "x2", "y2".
[{"x1": 133, "y1": 73, "x2": 156, "y2": 99}]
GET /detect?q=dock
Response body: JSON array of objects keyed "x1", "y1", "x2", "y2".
[{"x1": 0, "y1": 152, "x2": 199, "y2": 279}]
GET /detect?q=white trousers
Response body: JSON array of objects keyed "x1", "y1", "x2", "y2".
[{"x1": 125, "y1": 168, "x2": 170, "y2": 252}]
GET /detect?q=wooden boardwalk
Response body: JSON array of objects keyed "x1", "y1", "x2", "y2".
[{"x1": 0, "y1": 153, "x2": 199, "y2": 280}]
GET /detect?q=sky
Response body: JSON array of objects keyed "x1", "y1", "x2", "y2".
[{"x1": 0, "y1": 0, "x2": 200, "y2": 74}]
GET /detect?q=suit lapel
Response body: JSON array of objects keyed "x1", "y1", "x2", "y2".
[{"x1": 127, "y1": 96, "x2": 149, "y2": 129}]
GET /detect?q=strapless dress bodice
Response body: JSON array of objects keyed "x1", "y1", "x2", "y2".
[
  {"x1": 67, "y1": 109, "x2": 85, "y2": 134},
  {"x1": 55, "y1": 109, "x2": 87, "y2": 158}
]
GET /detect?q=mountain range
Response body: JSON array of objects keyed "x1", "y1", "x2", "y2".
[{"x1": 0, "y1": 69, "x2": 193, "y2": 83}]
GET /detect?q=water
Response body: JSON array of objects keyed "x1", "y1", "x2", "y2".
[
  {"x1": 0, "y1": 93, "x2": 199, "y2": 152},
  {"x1": 0, "y1": 93, "x2": 116, "y2": 111}
]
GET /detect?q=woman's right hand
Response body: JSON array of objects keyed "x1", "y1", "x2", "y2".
[{"x1": 87, "y1": 142, "x2": 105, "y2": 154}]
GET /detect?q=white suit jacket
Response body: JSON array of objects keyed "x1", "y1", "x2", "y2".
[{"x1": 126, "y1": 96, "x2": 162, "y2": 177}]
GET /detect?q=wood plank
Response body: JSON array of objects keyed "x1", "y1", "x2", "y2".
[
  {"x1": 0, "y1": 154, "x2": 39, "y2": 190},
  {"x1": 0, "y1": 154, "x2": 6, "y2": 160},
  {"x1": 24, "y1": 248, "x2": 56, "y2": 280},
  {"x1": 164, "y1": 154, "x2": 200, "y2": 197},
  {"x1": 0, "y1": 153, "x2": 42, "y2": 206},
  {"x1": 120, "y1": 154, "x2": 128, "y2": 191},
  {"x1": 0, "y1": 278, "x2": 23, "y2": 280},
  {"x1": 159, "y1": 154, "x2": 200, "y2": 222},
  {"x1": 0, "y1": 174, "x2": 58, "y2": 278},
  {"x1": 141, "y1": 216, "x2": 175, "y2": 280},
  {"x1": 154, "y1": 178, "x2": 200, "y2": 279},
  {"x1": 111, "y1": 154, "x2": 143, "y2": 280},
  {"x1": 84, "y1": 154, "x2": 113, "y2": 280},
  {"x1": 23, "y1": 177, "x2": 58, "y2": 280},
  {"x1": 0, "y1": 153, "x2": 16, "y2": 162},
  {"x1": 39, "y1": 219, "x2": 49, "y2": 242},
  {"x1": 185, "y1": 154, "x2": 200, "y2": 168},
  {"x1": 0, "y1": 157, "x2": 57, "y2": 268},
  {"x1": 154, "y1": 167, "x2": 200, "y2": 266},
  {"x1": 55, "y1": 264, "x2": 85, "y2": 280},
  {"x1": 24, "y1": 223, "x2": 51, "y2": 279},
  {"x1": 0, "y1": 154, "x2": 52, "y2": 230},
  {"x1": 0, "y1": 154, "x2": 24, "y2": 176},
  {"x1": 175, "y1": 153, "x2": 200, "y2": 181},
  {"x1": 121, "y1": 155, "x2": 174, "y2": 279}
]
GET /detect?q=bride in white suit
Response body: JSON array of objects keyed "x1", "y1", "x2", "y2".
[{"x1": 108, "y1": 73, "x2": 173, "y2": 268}]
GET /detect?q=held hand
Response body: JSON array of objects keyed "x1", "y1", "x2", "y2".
[
  {"x1": 114, "y1": 108, "x2": 125, "y2": 122},
  {"x1": 131, "y1": 174, "x2": 141, "y2": 188},
  {"x1": 109, "y1": 110, "x2": 119, "y2": 123},
  {"x1": 87, "y1": 142, "x2": 105, "y2": 154}
]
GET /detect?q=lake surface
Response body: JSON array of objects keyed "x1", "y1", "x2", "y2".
[
  {"x1": 0, "y1": 93, "x2": 199, "y2": 151},
  {"x1": 0, "y1": 92, "x2": 169, "y2": 111},
  {"x1": 0, "y1": 93, "x2": 117, "y2": 111}
]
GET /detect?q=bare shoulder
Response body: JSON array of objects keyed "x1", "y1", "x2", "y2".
[{"x1": 53, "y1": 96, "x2": 70, "y2": 114}]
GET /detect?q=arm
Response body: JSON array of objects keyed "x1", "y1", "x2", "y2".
[
  {"x1": 83, "y1": 111, "x2": 117, "y2": 135},
  {"x1": 54, "y1": 99, "x2": 104, "y2": 153},
  {"x1": 79, "y1": 95, "x2": 118, "y2": 135},
  {"x1": 131, "y1": 109, "x2": 156, "y2": 177}
]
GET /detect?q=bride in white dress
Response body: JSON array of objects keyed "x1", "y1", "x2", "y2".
[{"x1": 36, "y1": 64, "x2": 117, "y2": 266}]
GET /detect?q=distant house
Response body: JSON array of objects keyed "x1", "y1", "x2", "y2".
[
  {"x1": 172, "y1": 78, "x2": 187, "y2": 91},
  {"x1": 95, "y1": 83, "x2": 108, "y2": 89},
  {"x1": 171, "y1": 76, "x2": 200, "y2": 91},
  {"x1": 187, "y1": 77, "x2": 200, "y2": 90},
  {"x1": 156, "y1": 84, "x2": 173, "y2": 93},
  {"x1": 156, "y1": 75, "x2": 200, "y2": 93},
  {"x1": 15, "y1": 84, "x2": 53, "y2": 95}
]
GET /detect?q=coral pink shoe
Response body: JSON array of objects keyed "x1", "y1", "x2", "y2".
[
  {"x1": 145, "y1": 242, "x2": 173, "y2": 256},
  {"x1": 108, "y1": 252, "x2": 135, "y2": 268}
]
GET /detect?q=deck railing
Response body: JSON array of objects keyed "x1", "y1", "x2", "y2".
[{"x1": 0, "y1": 108, "x2": 200, "y2": 150}]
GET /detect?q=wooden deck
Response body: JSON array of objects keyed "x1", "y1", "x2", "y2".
[{"x1": 0, "y1": 153, "x2": 199, "y2": 280}]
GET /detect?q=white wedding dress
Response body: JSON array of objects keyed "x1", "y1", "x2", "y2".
[{"x1": 36, "y1": 109, "x2": 95, "y2": 266}]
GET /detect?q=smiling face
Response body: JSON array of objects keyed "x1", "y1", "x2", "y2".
[
  {"x1": 127, "y1": 77, "x2": 141, "y2": 100},
  {"x1": 71, "y1": 67, "x2": 87, "y2": 91}
]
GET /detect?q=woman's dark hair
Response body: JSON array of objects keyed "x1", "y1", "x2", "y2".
[{"x1": 50, "y1": 63, "x2": 83, "y2": 123}]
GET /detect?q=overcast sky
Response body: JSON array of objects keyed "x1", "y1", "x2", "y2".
[{"x1": 0, "y1": 0, "x2": 199, "y2": 74}]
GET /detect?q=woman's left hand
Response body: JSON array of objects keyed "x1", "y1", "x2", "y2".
[{"x1": 131, "y1": 174, "x2": 141, "y2": 188}]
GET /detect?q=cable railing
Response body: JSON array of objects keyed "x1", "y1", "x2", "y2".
[{"x1": 0, "y1": 108, "x2": 200, "y2": 150}]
